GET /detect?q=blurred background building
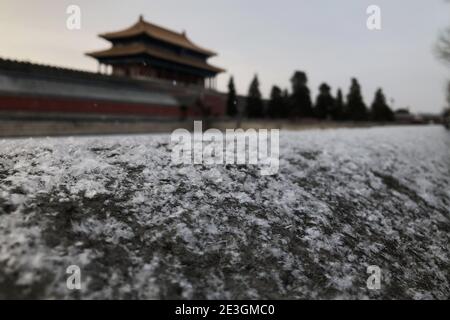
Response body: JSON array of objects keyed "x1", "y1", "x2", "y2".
[{"x1": 0, "y1": 16, "x2": 227, "y2": 127}]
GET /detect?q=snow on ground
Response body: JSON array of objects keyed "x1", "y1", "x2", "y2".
[{"x1": 0, "y1": 125, "x2": 449, "y2": 299}]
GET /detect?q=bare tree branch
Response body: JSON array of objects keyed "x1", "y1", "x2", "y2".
[{"x1": 435, "y1": 27, "x2": 450, "y2": 66}]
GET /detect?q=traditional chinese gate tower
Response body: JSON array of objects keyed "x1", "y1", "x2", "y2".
[{"x1": 87, "y1": 15, "x2": 224, "y2": 88}]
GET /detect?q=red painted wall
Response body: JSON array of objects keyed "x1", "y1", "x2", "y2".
[
  {"x1": 0, "y1": 92, "x2": 226, "y2": 119},
  {"x1": 0, "y1": 95, "x2": 185, "y2": 118},
  {"x1": 204, "y1": 93, "x2": 227, "y2": 117}
]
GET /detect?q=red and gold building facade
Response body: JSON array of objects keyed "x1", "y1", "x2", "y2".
[
  {"x1": 0, "y1": 17, "x2": 226, "y2": 120},
  {"x1": 87, "y1": 16, "x2": 224, "y2": 89}
]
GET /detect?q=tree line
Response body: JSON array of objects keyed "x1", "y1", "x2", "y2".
[
  {"x1": 435, "y1": 4, "x2": 450, "y2": 121},
  {"x1": 226, "y1": 71, "x2": 394, "y2": 122}
]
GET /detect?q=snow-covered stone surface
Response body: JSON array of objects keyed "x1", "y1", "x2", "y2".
[{"x1": 0, "y1": 125, "x2": 448, "y2": 299}]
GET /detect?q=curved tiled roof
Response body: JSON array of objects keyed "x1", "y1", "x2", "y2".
[
  {"x1": 100, "y1": 16, "x2": 217, "y2": 57},
  {"x1": 86, "y1": 43, "x2": 225, "y2": 74}
]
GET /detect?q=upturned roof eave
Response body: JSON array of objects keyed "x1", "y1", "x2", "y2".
[
  {"x1": 85, "y1": 49, "x2": 225, "y2": 74},
  {"x1": 98, "y1": 31, "x2": 217, "y2": 57}
]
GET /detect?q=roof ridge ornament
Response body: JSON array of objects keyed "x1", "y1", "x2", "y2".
[{"x1": 94, "y1": 17, "x2": 220, "y2": 57}]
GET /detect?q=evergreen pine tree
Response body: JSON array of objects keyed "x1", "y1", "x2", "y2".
[
  {"x1": 281, "y1": 89, "x2": 290, "y2": 118},
  {"x1": 446, "y1": 81, "x2": 450, "y2": 112},
  {"x1": 246, "y1": 75, "x2": 264, "y2": 118},
  {"x1": 346, "y1": 78, "x2": 368, "y2": 121},
  {"x1": 226, "y1": 76, "x2": 238, "y2": 117},
  {"x1": 267, "y1": 86, "x2": 284, "y2": 118},
  {"x1": 371, "y1": 88, "x2": 394, "y2": 122},
  {"x1": 331, "y1": 89, "x2": 345, "y2": 120},
  {"x1": 314, "y1": 83, "x2": 335, "y2": 119},
  {"x1": 290, "y1": 71, "x2": 313, "y2": 118}
]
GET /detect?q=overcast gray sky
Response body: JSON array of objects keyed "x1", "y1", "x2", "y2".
[{"x1": 1, "y1": 0, "x2": 449, "y2": 113}]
